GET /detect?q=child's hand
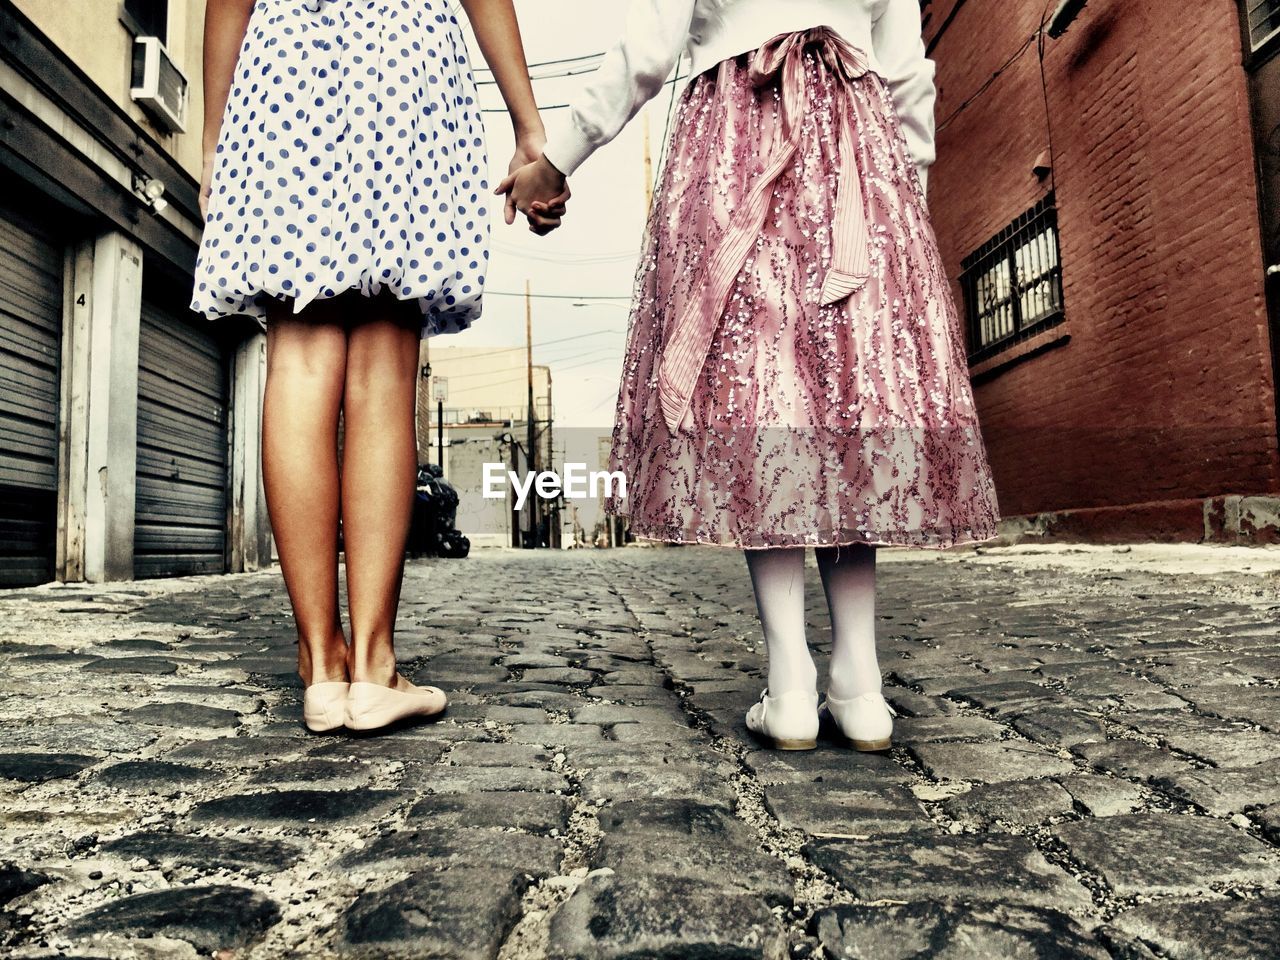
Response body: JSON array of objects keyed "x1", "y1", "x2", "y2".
[{"x1": 496, "y1": 156, "x2": 571, "y2": 236}]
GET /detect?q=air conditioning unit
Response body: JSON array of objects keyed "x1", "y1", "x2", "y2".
[{"x1": 130, "y1": 36, "x2": 189, "y2": 133}]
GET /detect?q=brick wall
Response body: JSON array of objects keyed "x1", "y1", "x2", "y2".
[{"x1": 926, "y1": 0, "x2": 1279, "y2": 522}]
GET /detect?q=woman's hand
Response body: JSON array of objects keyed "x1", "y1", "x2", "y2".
[
  {"x1": 200, "y1": 0, "x2": 257, "y2": 221},
  {"x1": 458, "y1": 0, "x2": 563, "y2": 232},
  {"x1": 199, "y1": 150, "x2": 217, "y2": 220},
  {"x1": 497, "y1": 154, "x2": 571, "y2": 236},
  {"x1": 504, "y1": 135, "x2": 556, "y2": 229},
  {"x1": 508, "y1": 133, "x2": 544, "y2": 179}
]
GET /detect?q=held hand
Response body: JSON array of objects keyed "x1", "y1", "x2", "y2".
[
  {"x1": 527, "y1": 198, "x2": 568, "y2": 236},
  {"x1": 502, "y1": 134, "x2": 546, "y2": 225},
  {"x1": 495, "y1": 155, "x2": 571, "y2": 236}
]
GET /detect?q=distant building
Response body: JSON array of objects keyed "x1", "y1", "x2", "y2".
[
  {"x1": 0, "y1": 1, "x2": 271, "y2": 585},
  {"x1": 416, "y1": 343, "x2": 562, "y2": 548},
  {"x1": 924, "y1": 0, "x2": 1280, "y2": 541}
]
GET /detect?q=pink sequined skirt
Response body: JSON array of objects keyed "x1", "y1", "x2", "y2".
[{"x1": 607, "y1": 37, "x2": 1001, "y2": 549}]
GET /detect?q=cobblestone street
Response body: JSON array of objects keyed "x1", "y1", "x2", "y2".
[{"x1": 2, "y1": 544, "x2": 1280, "y2": 958}]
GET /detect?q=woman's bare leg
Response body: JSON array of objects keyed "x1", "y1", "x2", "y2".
[
  {"x1": 262, "y1": 299, "x2": 350, "y2": 685},
  {"x1": 341, "y1": 295, "x2": 421, "y2": 686}
]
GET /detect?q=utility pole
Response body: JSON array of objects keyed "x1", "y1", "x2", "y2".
[
  {"x1": 435, "y1": 382, "x2": 446, "y2": 471},
  {"x1": 420, "y1": 334, "x2": 431, "y2": 466},
  {"x1": 509, "y1": 436, "x2": 520, "y2": 548},
  {"x1": 525, "y1": 279, "x2": 538, "y2": 548},
  {"x1": 546, "y1": 375, "x2": 559, "y2": 549}
]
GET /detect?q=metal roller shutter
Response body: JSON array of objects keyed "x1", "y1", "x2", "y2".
[
  {"x1": 134, "y1": 301, "x2": 229, "y2": 577},
  {"x1": 0, "y1": 206, "x2": 62, "y2": 586}
]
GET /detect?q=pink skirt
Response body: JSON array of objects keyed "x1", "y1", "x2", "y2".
[{"x1": 607, "y1": 31, "x2": 1001, "y2": 549}]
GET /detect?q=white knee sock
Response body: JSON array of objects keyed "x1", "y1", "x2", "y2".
[
  {"x1": 816, "y1": 544, "x2": 881, "y2": 699},
  {"x1": 745, "y1": 548, "x2": 817, "y2": 696}
]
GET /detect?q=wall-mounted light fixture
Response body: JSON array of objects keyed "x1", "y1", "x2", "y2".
[
  {"x1": 1047, "y1": 0, "x2": 1087, "y2": 39},
  {"x1": 131, "y1": 172, "x2": 168, "y2": 213}
]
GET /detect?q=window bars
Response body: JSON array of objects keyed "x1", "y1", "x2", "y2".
[
  {"x1": 960, "y1": 193, "x2": 1064, "y2": 363},
  {"x1": 1246, "y1": 0, "x2": 1280, "y2": 52}
]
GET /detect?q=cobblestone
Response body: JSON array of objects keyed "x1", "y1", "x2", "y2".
[
  {"x1": 1152, "y1": 765, "x2": 1280, "y2": 817},
  {"x1": 1, "y1": 543, "x2": 1279, "y2": 957},
  {"x1": 807, "y1": 834, "x2": 1095, "y2": 910},
  {"x1": 1102, "y1": 894, "x2": 1280, "y2": 959},
  {"x1": 1051, "y1": 813, "x2": 1280, "y2": 896},
  {"x1": 593, "y1": 797, "x2": 794, "y2": 905},
  {"x1": 64, "y1": 884, "x2": 281, "y2": 953},
  {"x1": 908, "y1": 740, "x2": 1078, "y2": 783},
  {"x1": 814, "y1": 902, "x2": 1111, "y2": 960},
  {"x1": 98, "y1": 832, "x2": 304, "y2": 877},
  {"x1": 545, "y1": 872, "x2": 787, "y2": 960},
  {"x1": 940, "y1": 779, "x2": 1076, "y2": 829},
  {"x1": 764, "y1": 781, "x2": 929, "y2": 836},
  {"x1": 338, "y1": 867, "x2": 529, "y2": 960}
]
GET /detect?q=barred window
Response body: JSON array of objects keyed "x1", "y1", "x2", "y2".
[
  {"x1": 121, "y1": 0, "x2": 169, "y2": 45},
  {"x1": 1246, "y1": 0, "x2": 1280, "y2": 52},
  {"x1": 960, "y1": 194, "x2": 1064, "y2": 363}
]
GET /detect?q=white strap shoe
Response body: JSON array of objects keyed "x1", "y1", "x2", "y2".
[
  {"x1": 302, "y1": 681, "x2": 350, "y2": 734},
  {"x1": 821, "y1": 690, "x2": 897, "y2": 751},
  {"x1": 344, "y1": 679, "x2": 447, "y2": 732},
  {"x1": 745, "y1": 688, "x2": 820, "y2": 751}
]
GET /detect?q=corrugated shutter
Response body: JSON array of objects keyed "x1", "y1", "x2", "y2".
[
  {"x1": 134, "y1": 300, "x2": 228, "y2": 577},
  {"x1": 0, "y1": 206, "x2": 62, "y2": 586}
]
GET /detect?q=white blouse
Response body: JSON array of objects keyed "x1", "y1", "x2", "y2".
[{"x1": 542, "y1": 0, "x2": 937, "y2": 189}]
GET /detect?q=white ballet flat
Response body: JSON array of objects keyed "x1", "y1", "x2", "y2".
[
  {"x1": 302, "y1": 681, "x2": 350, "y2": 734},
  {"x1": 822, "y1": 690, "x2": 897, "y2": 751},
  {"x1": 344, "y1": 679, "x2": 447, "y2": 732},
  {"x1": 745, "y1": 688, "x2": 820, "y2": 751}
]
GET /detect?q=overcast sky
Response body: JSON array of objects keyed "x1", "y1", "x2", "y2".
[{"x1": 455, "y1": 1, "x2": 687, "y2": 432}]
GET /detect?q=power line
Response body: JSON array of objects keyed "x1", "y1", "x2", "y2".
[
  {"x1": 555, "y1": 354, "x2": 619, "y2": 373},
  {"x1": 509, "y1": 329, "x2": 625, "y2": 351},
  {"x1": 478, "y1": 72, "x2": 688, "y2": 112},
  {"x1": 484, "y1": 290, "x2": 630, "y2": 301},
  {"x1": 935, "y1": 25, "x2": 1040, "y2": 132},
  {"x1": 490, "y1": 239, "x2": 640, "y2": 265},
  {"x1": 432, "y1": 345, "x2": 619, "y2": 380},
  {"x1": 445, "y1": 350, "x2": 618, "y2": 396},
  {"x1": 476, "y1": 338, "x2": 626, "y2": 361},
  {"x1": 590, "y1": 385, "x2": 620, "y2": 412},
  {"x1": 1035, "y1": 0, "x2": 1060, "y2": 200},
  {"x1": 474, "y1": 51, "x2": 609, "y2": 74},
  {"x1": 476, "y1": 62, "x2": 607, "y2": 86},
  {"x1": 446, "y1": 372, "x2": 533, "y2": 395},
  {"x1": 482, "y1": 103, "x2": 572, "y2": 114}
]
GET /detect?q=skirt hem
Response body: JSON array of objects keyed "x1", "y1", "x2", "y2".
[
  {"x1": 191, "y1": 282, "x2": 481, "y2": 338},
  {"x1": 607, "y1": 510, "x2": 1001, "y2": 551}
]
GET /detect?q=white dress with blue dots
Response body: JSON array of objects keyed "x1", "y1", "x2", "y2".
[{"x1": 190, "y1": 0, "x2": 488, "y2": 337}]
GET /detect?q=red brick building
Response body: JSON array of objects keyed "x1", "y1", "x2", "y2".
[{"x1": 924, "y1": 0, "x2": 1280, "y2": 541}]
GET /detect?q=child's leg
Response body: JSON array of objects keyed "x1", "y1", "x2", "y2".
[
  {"x1": 815, "y1": 544, "x2": 880, "y2": 699},
  {"x1": 745, "y1": 547, "x2": 817, "y2": 695}
]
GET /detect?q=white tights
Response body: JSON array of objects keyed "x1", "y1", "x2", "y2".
[{"x1": 744, "y1": 545, "x2": 880, "y2": 700}]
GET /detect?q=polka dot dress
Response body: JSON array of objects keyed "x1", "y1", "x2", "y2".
[{"x1": 190, "y1": 0, "x2": 489, "y2": 337}]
